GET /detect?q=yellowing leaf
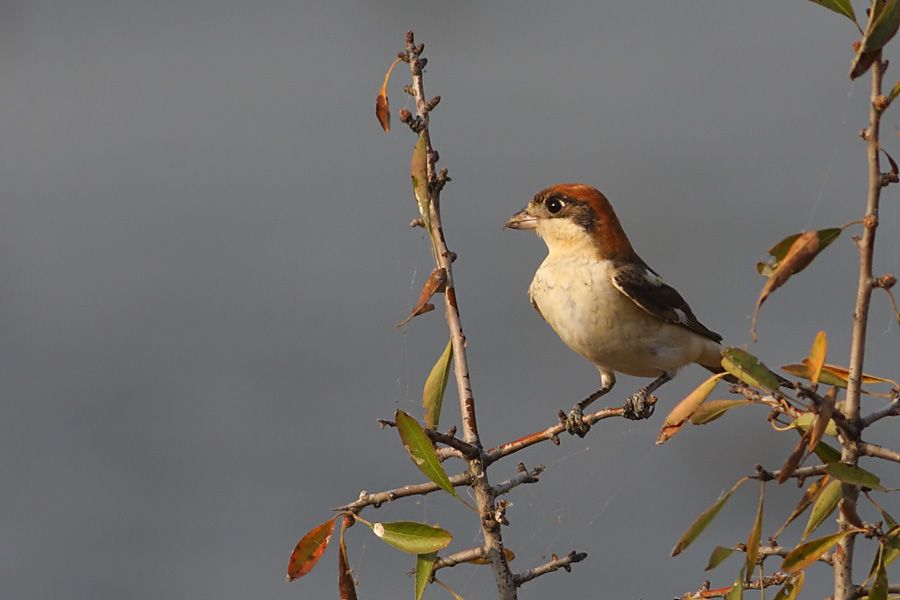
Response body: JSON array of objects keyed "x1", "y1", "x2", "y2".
[
  {"x1": 286, "y1": 517, "x2": 336, "y2": 581},
  {"x1": 745, "y1": 482, "x2": 765, "y2": 573},
  {"x1": 672, "y1": 478, "x2": 747, "y2": 556},
  {"x1": 371, "y1": 521, "x2": 452, "y2": 554},
  {"x1": 803, "y1": 478, "x2": 842, "y2": 539},
  {"x1": 752, "y1": 229, "x2": 841, "y2": 339},
  {"x1": 415, "y1": 552, "x2": 437, "y2": 600},
  {"x1": 791, "y1": 412, "x2": 838, "y2": 438},
  {"x1": 423, "y1": 339, "x2": 453, "y2": 429},
  {"x1": 782, "y1": 532, "x2": 850, "y2": 572},
  {"x1": 411, "y1": 133, "x2": 430, "y2": 229},
  {"x1": 781, "y1": 361, "x2": 897, "y2": 389},
  {"x1": 691, "y1": 399, "x2": 753, "y2": 425},
  {"x1": 807, "y1": 387, "x2": 837, "y2": 452},
  {"x1": 773, "y1": 571, "x2": 805, "y2": 600},
  {"x1": 657, "y1": 373, "x2": 725, "y2": 444},
  {"x1": 338, "y1": 519, "x2": 358, "y2": 600},
  {"x1": 705, "y1": 545, "x2": 735, "y2": 571},
  {"x1": 395, "y1": 410, "x2": 456, "y2": 496},
  {"x1": 808, "y1": 331, "x2": 827, "y2": 385}
]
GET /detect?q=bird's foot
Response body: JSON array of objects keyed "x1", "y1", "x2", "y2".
[
  {"x1": 623, "y1": 390, "x2": 657, "y2": 421},
  {"x1": 561, "y1": 406, "x2": 591, "y2": 437}
]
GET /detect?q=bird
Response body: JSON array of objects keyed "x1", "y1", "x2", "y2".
[{"x1": 505, "y1": 183, "x2": 725, "y2": 437}]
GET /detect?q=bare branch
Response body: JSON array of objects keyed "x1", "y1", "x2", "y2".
[
  {"x1": 432, "y1": 546, "x2": 487, "y2": 572},
  {"x1": 680, "y1": 574, "x2": 788, "y2": 599},
  {"x1": 334, "y1": 471, "x2": 474, "y2": 513},
  {"x1": 858, "y1": 441, "x2": 900, "y2": 463},
  {"x1": 750, "y1": 463, "x2": 829, "y2": 482},
  {"x1": 850, "y1": 584, "x2": 900, "y2": 599},
  {"x1": 513, "y1": 551, "x2": 588, "y2": 587},
  {"x1": 861, "y1": 398, "x2": 900, "y2": 428},
  {"x1": 493, "y1": 464, "x2": 545, "y2": 496}
]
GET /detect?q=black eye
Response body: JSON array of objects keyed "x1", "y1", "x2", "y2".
[{"x1": 546, "y1": 197, "x2": 563, "y2": 214}]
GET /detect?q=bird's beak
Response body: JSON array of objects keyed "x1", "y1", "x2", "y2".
[{"x1": 504, "y1": 208, "x2": 539, "y2": 230}]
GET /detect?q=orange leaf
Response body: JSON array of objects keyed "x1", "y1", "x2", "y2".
[
  {"x1": 397, "y1": 268, "x2": 447, "y2": 327},
  {"x1": 657, "y1": 373, "x2": 724, "y2": 444},
  {"x1": 375, "y1": 57, "x2": 401, "y2": 132},
  {"x1": 752, "y1": 230, "x2": 840, "y2": 340},
  {"x1": 286, "y1": 517, "x2": 336, "y2": 581},
  {"x1": 778, "y1": 428, "x2": 812, "y2": 483},
  {"x1": 807, "y1": 387, "x2": 837, "y2": 452}
]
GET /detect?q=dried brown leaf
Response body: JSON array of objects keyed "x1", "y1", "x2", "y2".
[{"x1": 397, "y1": 268, "x2": 447, "y2": 327}]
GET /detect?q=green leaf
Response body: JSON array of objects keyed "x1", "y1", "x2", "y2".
[
  {"x1": 885, "y1": 525, "x2": 900, "y2": 568},
  {"x1": 286, "y1": 517, "x2": 337, "y2": 581},
  {"x1": 411, "y1": 133, "x2": 430, "y2": 229},
  {"x1": 803, "y1": 478, "x2": 842, "y2": 539},
  {"x1": 706, "y1": 545, "x2": 736, "y2": 571},
  {"x1": 870, "y1": 544, "x2": 889, "y2": 600},
  {"x1": 791, "y1": 412, "x2": 838, "y2": 438},
  {"x1": 415, "y1": 552, "x2": 437, "y2": 600},
  {"x1": 672, "y1": 478, "x2": 747, "y2": 556},
  {"x1": 691, "y1": 399, "x2": 753, "y2": 425},
  {"x1": 745, "y1": 482, "x2": 765, "y2": 573},
  {"x1": 370, "y1": 521, "x2": 453, "y2": 554},
  {"x1": 782, "y1": 531, "x2": 849, "y2": 572},
  {"x1": 772, "y1": 572, "x2": 805, "y2": 600},
  {"x1": 775, "y1": 476, "x2": 830, "y2": 538},
  {"x1": 851, "y1": 0, "x2": 900, "y2": 79},
  {"x1": 395, "y1": 410, "x2": 457, "y2": 496},
  {"x1": 812, "y1": 440, "x2": 842, "y2": 464},
  {"x1": 423, "y1": 340, "x2": 453, "y2": 429},
  {"x1": 808, "y1": 0, "x2": 858, "y2": 25},
  {"x1": 722, "y1": 348, "x2": 782, "y2": 392},
  {"x1": 888, "y1": 80, "x2": 900, "y2": 105},
  {"x1": 726, "y1": 566, "x2": 746, "y2": 600},
  {"x1": 825, "y1": 463, "x2": 883, "y2": 490}
]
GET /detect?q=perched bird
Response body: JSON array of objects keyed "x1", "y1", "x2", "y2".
[{"x1": 505, "y1": 183, "x2": 724, "y2": 436}]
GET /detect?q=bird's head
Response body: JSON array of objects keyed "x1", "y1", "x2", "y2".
[{"x1": 504, "y1": 183, "x2": 635, "y2": 260}]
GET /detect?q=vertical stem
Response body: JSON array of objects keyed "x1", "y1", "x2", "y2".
[
  {"x1": 834, "y1": 51, "x2": 884, "y2": 600},
  {"x1": 403, "y1": 32, "x2": 517, "y2": 599}
]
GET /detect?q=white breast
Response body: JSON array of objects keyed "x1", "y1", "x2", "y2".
[{"x1": 529, "y1": 256, "x2": 708, "y2": 378}]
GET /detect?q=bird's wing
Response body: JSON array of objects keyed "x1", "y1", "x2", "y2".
[{"x1": 611, "y1": 262, "x2": 723, "y2": 343}]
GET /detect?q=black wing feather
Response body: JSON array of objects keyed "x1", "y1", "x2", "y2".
[{"x1": 611, "y1": 262, "x2": 723, "y2": 343}]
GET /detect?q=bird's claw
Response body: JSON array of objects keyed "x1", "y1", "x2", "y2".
[
  {"x1": 623, "y1": 390, "x2": 657, "y2": 420},
  {"x1": 564, "y1": 407, "x2": 591, "y2": 437}
]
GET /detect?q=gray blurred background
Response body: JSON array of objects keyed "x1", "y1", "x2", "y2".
[{"x1": 0, "y1": 1, "x2": 897, "y2": 598}]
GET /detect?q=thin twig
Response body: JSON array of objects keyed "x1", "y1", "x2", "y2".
[
  {"x1": 512, "y1": 551, "x2": 588, "y2": 587},
  {"x1": 850, "y1": 584, "x2": 900, "y2": 599},
  {"x1": 750, "y1": 464, "x2": 829, "y2": 482}
]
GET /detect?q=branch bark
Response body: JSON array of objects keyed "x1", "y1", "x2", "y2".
[{"x1": 834, "y1": 50, "x2": 885, "y2": 600}]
